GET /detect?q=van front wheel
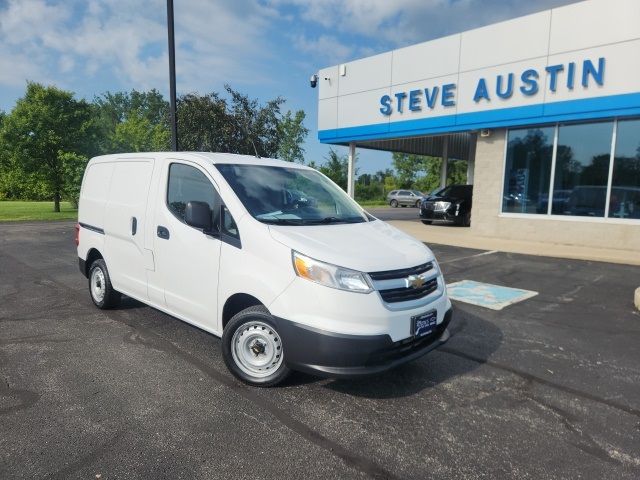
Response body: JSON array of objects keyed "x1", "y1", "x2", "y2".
[
  {"x1": 88, "y1": 259, "x2": 121, "y2": 309},
  {"x1": 222, "y1": 306, "x2": 291, "y2": 387}
]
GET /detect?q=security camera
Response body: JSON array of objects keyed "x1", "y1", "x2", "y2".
[{"x1": 310, "y1": 74, "x2": 318, "y2": 88}]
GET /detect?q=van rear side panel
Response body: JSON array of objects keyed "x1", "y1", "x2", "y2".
[
  {"x1": 77, "y1": 161, "x2": 115, "y2": 262},
  {"x1": 78, "y1": 161, "x2": 115, "y2": 231}
]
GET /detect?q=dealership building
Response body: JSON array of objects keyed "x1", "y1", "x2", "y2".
[{"x1": 316, "y1": 0, "x2": 639, "y2": 253}]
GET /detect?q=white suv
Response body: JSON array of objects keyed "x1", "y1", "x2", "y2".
[
  {"x1": 76, "y1": 152, "x2": 452, "y2": 386},
  {"x1": 387, "y1": 190, "x2": 424, "y2": 208}
]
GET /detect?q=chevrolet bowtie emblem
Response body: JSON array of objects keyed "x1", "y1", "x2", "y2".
[{"x1": 406, "y1": 274, "x2": 425, "y2": 289}]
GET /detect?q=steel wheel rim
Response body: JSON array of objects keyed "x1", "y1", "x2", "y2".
[
  {"x1": 231, "y1": 320, "x2": 283, "y2": 378},
  {"x1": 90, "y1": 268, "x2": 106, "y2": 303}
]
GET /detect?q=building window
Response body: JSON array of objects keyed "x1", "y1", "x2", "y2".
[
  {"x1": 553, "y1": 121, "x2": 613, "y2": 217},
  {"x1": 502, "y1": 127, "x2": 554, "y2": 214},
  {"x1": 609, "y1": 119, "x2": 640, "y2": 219},
  {"x1": 502, "y1": 118, "x2": 640, "y2": 221}
]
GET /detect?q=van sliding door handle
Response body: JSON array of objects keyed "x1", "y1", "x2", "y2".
[
  {"x1": 131, "y1": 217, "x2": 137, "y2": 236},
  {"x1": 157, "y1": 226, "x2": 170, "y2": 240}
]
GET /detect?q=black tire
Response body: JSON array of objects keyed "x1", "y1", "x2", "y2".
[
  {"x1": 222, "y1": 305, "x2": 291, "y2": 387},
  {"x1": 88, "y1": 259, "x2": 121, "y2": 309},
  {"x1": 459, "y1": 211, "x2": 471, "y2": 227},
  {"x1": 415, "y1": 200, "x2": 421, "y2": 208},
  {"x1": 421, "y1": 220, "x2": 433, "y2": 225},
  {"x1": 390, "y1": 199, "x2": 398, "y2": 208}
]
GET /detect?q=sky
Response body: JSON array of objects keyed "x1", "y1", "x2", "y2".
[{"x1": 0, "y1": 0, "x2": 578, "y2": 174}]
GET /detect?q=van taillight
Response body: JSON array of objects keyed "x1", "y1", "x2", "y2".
[{"x1": 74, "y1": 223, "x2": 80, "y2": 246}]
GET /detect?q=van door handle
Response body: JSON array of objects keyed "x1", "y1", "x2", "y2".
[
  {"x1": 157, "y1": 226, "x2": 170, "y2": 240},
  {"x1": 131, "y1": 217, "x2": 137, "y2": 236}
]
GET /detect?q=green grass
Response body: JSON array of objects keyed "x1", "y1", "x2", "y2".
[
  {"x1": 0, "y1": 199, "x2": 387, "y2": 221},
  {"x1": 0, "y1": 201, "x2": 78, "y2": 222}
]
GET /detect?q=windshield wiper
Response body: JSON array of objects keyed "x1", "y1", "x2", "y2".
[
  {"x1": 258, "y1": 218, "x2": 304, "y2": 225},
  {"x1": 304, "y1": 216, "x2": 365, "y2": 224}
]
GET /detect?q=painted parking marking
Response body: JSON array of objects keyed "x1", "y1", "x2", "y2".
[
  {"x1": 446, "y1": 279, "x2": 538, "y2": 310},
  {"x1": 439, "y1": 250, "x2": 498, "y2": 264}
]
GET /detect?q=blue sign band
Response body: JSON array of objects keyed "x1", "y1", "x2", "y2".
[{"x1": 318, "y1": 91, "x2": 640, "y2": 143}]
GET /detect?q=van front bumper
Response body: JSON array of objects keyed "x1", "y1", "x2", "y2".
[{"x1": 275, "y1": 307, "x2": 452, "y2": 377}]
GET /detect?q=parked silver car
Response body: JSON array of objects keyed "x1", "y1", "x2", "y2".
[{"x1": 387, "y1": 190, "x2": 424, "y2": 208}]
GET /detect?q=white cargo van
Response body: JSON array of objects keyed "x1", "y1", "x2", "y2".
[{"x1": 76, "y1": 152, "x2": 452, "y2": 386}]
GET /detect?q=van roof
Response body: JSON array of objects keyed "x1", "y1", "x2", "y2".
[{"x1": 89, "y1": 152, "x2": 312, "y2": 169}]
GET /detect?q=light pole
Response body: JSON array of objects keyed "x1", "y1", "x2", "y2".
[{"x1": 166, "y1": 0, "x2": 178, "y2": 151}]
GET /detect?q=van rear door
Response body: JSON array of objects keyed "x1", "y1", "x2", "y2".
[{"x1": 104, "y1": 159, "x2": 155, "y2": 301}]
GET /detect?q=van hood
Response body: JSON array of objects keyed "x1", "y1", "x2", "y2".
[{"x1": 268, "y1": 219, "x2": 433, "y2": 273}]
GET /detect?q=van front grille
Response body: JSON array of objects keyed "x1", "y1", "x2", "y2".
[
  {"x1": 378, "y1": 278, "x2": 438, "y2": 303},
  {"x1": 368, "y1": 262, "x2": 433, "y2": 281}
]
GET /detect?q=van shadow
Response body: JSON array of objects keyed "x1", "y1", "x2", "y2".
[
  {"x1": 288, "y1": 307, "x2": 503, "y2": 399},
  {"x1": 118, "y1": 296, "x2": 148, "y2": 310}
]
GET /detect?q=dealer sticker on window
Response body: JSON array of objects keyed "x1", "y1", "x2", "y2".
[{"x1": 412, "y1": 310, "x2": 438, "y2": 337}]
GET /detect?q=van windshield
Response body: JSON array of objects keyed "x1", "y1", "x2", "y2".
[{"x1": 216, "y1": 164, "x2": 369, "y2": 225}]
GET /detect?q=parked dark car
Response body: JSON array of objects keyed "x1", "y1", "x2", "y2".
[{"x1": 420, "y1": 184, "x2": 473, "y2": 226}]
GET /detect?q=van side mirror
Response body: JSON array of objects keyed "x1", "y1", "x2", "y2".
[{"x1": 185, "y1": 201, "x2": 217, "y2": 235}]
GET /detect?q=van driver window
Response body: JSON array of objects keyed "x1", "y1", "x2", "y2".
[{"x1": 167, "y1": 163, "x2": 219, "y2": 222}]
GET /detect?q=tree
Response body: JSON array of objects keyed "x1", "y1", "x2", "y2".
[
  {"x1": 111, "y1": 111, "x2": 170, "y2": 152},
  {"x1": 223, "y1": 85, "x2": 284, "y2": 157},
  {"x1": 176, "y1": 92, "x2": 230, "y2": 152},
  {"x1": 318, "y1": 148, "x2": 349, "y2": 190},
  {"x1": 177, "y1": 86, "x2": 286, "y2": 158},
  {"x1": 0, "y1": 83, "x2": 98, "y2": 211},
  {"x1": 392, "y1": 152, "x2": 427, "y2": 188},
  {"x1": 277, "y1": 110, "x2": 309, "y2": 163},
  {"x1": 59, "y1": 152, "x2": 88, "y2": 208},
  {"x1": 93, "y1": 89, "x2": 169, "y2": 154}
]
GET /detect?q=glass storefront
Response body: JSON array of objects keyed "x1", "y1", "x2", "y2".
[
  {"x1": 553, "y1": 122, "x2": 613, "y2": 217},
  {"x1": 502, "y1": 127, "x2": 554, "y2": 214},
  {"x1": 502, "y1": 118, "x2": 640, "y2": 220},
  {"x1": 609, "y1": 119, "x2": 640, "y2": 219}
]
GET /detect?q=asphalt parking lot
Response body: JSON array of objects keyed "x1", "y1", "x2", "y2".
[
  {"x1": 367, "y1": 206, "x2": 423, "y2": 222},
  {"x1": 1, "y1": 221, "x2": 639, "y2": 479}
]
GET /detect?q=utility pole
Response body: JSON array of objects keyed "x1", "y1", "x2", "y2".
[{"x1": 166, "y1": 0, "x2": 178, "y2": 151}]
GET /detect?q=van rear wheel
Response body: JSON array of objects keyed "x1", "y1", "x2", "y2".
[
  {"x1": 88, "y1": 259, "x2": 121, "y2": 309},
  {"x1": 222, "y1": 306, "x2": 291, "y2": 387}
]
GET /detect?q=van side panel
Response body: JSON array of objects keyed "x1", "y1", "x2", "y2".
[
  {"x1": 77, "y1": 161, "x2": 115, "y2": 263},
  {"x1": 103, "y1": 159, "x2": 154, "y2": 301},
  {"x1": 78, "y1": 162, "x2": 115, "y2": 231}
]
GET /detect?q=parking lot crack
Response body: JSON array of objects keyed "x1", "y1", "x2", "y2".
[
  {"x1": 0, "y1": 375, "x2": 40, "y2": 416},
  {"x1": 440, "y1": 347, "x2": 640, "y2": 418}
]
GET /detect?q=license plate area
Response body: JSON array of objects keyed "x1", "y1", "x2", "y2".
[{"x1": 411, "y1": 310, "x2": 438, "y2": 337}]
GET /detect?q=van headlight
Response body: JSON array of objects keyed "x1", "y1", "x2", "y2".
[
  {"x1": 292, "y1": 251, "x2": 373, "y2": 293},
  {"x1": 434, "y1": 201, "x2": 451, "y2": 211}
]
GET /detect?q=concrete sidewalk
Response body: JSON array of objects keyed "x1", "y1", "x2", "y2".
[{"x1": 390, "y1": 220, "x2": 640, "y2": 266}]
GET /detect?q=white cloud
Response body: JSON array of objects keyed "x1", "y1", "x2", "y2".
[
  {"x1": 0, "y1": 0, "x2": 283, "y2": 96},
  {"x1": 292, "y1": 34, "x2": 354, "y2": 65},
  {"x1": 0, "y1": 51, "x2": 45, "y2": 87},
  {"x1": 0, "y1": 0, "x2": 580, "y2": 109},
  {"x1": 273, "y1": 0, "x2": 578, "y2": 48}
]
